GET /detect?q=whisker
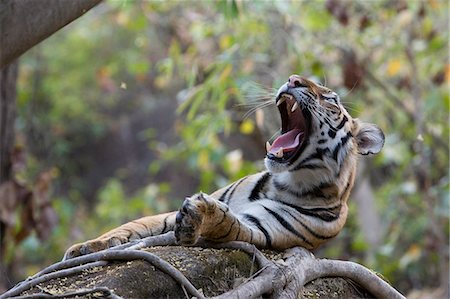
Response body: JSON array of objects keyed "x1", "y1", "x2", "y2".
[
  {"x1": 267, "y1": 128, "x2": 281, "y2": 143},
  {"x1": 339, "y1": 102, "x2": 360, "y2": 113},
  {"x1": 341, "y1": 104, "x2": 360, "y2": 114},
  {"x1": 235, "y1": 99, "x2": 274, "y2": 110},
  {"x1": 323, "y1": 73, "x2": 328, "y2": 87},
  {"x1": 242, "y1": 102, "x2": 274, "y2": 119},
  {"x1": 237, "y1": 81, "x2": 277, "y2": 119},
  {"x1": 342, "y1": 80, "x2": 359, "y2": 97},
  {"x1": 241, "y1": 82, "x2": 277, "y2": 101}
]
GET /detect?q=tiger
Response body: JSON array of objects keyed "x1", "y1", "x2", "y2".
[{"x1": 64, "y1": 74, "x2": 385, "y2": 259}]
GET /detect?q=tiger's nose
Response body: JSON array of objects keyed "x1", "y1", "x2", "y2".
[{"x1": 287, "y1": 75, "x2": 304, "y2": 88}]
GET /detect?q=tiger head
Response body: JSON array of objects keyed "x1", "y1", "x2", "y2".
[{"x1": 264, "y1": 75, "x2": 385, "y2": 176}]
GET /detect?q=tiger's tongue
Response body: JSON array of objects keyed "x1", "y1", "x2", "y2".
[{"x1": 269, "y1": 129, "x2": 303, "y2": 154}]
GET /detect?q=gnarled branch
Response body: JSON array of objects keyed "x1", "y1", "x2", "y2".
[{"x1": 3, "y1": 233, "x2": 406, "y2": 299}]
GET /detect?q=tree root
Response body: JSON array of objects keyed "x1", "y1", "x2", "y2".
[
  {"x1": 1, "y1": 233, "x2": 203, "y2": 299},
  {"x1": 2, "y1": 232, "x2": 406, "y2": 299},
  {"x1": 8, "y1": 287, "x2": 124, "y2": 299}
]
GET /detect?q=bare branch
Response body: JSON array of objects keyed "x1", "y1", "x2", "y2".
[
  {"x1": 212, "y1": 269, "x2": 276, "y2": 299},
  {"x1": 198, "y1": 239, "x2": 272, "y2": 268},
  {"x1": 315, "y1": 259, "x2": 405, "y2": 299},
  {"x1": 112, "y1": 231, "x2": 177, "y2": 251},
  {"x1": 4, "y1": 236, "x2": 405, "y2": 299},
  {"x1": 8, "y1": 287, "x2": 124, "y2": 299},
  {"x1": 1, "y1": 249, "x2": 204, "y2": 299},
  {"x1": 215, "y1": 246, "x2": 406, "y2": 299}
]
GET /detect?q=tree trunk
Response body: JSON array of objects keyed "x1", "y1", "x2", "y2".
[
  {"x1": 0, "y1": 61, "x2": 18, "y2": 183},
  {"x1": 0, "y1": 0, "x2": 102, "y2": 68},
  {"x1": 0, "y1": 0, "x2": 103, "y2": 291},
  {"x1": 0, "y1": 60, "x2": 19, "y2": 292}
]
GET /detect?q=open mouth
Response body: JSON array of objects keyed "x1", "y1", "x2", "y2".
[{"x1": 266, "y1": 93, "x2": 310, "y2": 163}]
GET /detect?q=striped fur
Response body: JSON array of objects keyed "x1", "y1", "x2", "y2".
[{"x1": 64, "y1": 75, "x2": 384, "y2": 259}]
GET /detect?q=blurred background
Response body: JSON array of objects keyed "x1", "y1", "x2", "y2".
[{"x1": 1, "y1": 0, "x2": 448, "y2": 297}]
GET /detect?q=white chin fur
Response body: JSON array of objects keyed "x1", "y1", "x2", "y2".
[{"x1": 264, "y1": 157, "x2": 288, "y2": 173}]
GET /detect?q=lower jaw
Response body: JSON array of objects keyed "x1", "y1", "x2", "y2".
[
  {"x1": 268, "y1": 142, "x2": 305, "y2": 165},
  {"x1": 266, "y1": 154, "x2": 294, "y2": 164}
]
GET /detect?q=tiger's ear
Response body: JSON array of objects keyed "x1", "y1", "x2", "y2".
[{"x1": 355, "y1": 122, "x2": 385, "y2": 155}]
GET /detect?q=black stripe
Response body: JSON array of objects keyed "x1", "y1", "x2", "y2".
[
  {"x1": 291, "y1": 152, "x2": 320, "y2": 172},
  {"x1": 280, "y1": 207, "x2": 336, "y2": 240},
  {"x1": 341, "y1": 131, "x2": 352, "y2": 145},
  {"x1": 274, "y1": 199, "x2": 340, "y2": 222},
  {"x1": 290, "y1": 147, "x2": 330, "y2": 172},
  {"x1": 299, "y1": 204, "x2": 342, "y2": 214},
  {"x1": 131, "y1": 221, "x2": 150, "y2": 238},
  {"x1": 249, "y1": 172, "x2": 271, "y2": 201},
  {"x1": 335, "y1": 135, "x2": 353, "y2": 177},
  {"x1": 322, "y1": 114, "x2": 335, "y2": 128},
  {"x1": 273, "y1": 179, "x2": 289, "y2": 192},
  {"x1": 336, "y1": 115, "x2": 348, "y2": 130},
  {"x1": 326, "y1": 114, "x2": 348, "y2": 133},
  {"x1": 318, "y1": 139, "x2": 327, "y2": 144},
  {"x1": 263, "y1": 206, "x2": 313, "y2": 247},
  {"x1": 292, "y1": 163, "x2": 326, "y2": 171},
  {"x1": 216, "y1": 208, "x2": 228, "y2": 226},
  {"x1": 243, "y1": 214, "x2": 271, "y2": 247},
  {"x1": 210, "y1": 218, "x2": 236, "y2": 240},
  {"x1": 225, "y1": 177, "x2": 247, "y2": 204},
  {"x1": 332, "y1": 142, "x2": 342, "y2": 161},
  {"x1": 274, "y1": 180, "x2": 336, "y2": 201},
  {"x1": 132, "y1": 220, "x2": 149, "y2": 231},
  {"x1": 296, "y1": 205, "x2": 339, "y2": 222},
  {"x1": 217, "y1": 183, "x2": 235, "y2": 202},
  {"x1": 235, "y1": 221, "x2": 241, "y2": 240},
  {"x1": 304, "y1": 90, "x2": 316, "y2": 99},
  {"x1": 332, "y1": 131, "x2": 352, "y2": 162},
  {"x1": 161, "y1": 215, "x2": 168, "y2": 233}
]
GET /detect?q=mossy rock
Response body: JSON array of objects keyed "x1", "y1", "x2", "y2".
[{"x1": 20, "y1": 246, "x2": 372, "y2": 298}]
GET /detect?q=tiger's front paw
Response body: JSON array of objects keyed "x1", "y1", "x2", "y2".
[{"x1": 175, "y1": 192, "x2": 214, "y2": 246}]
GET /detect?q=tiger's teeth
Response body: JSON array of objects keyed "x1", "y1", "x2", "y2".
[
  {"x1": 291, "y1": 102, "x2": 299, "y2": 112},
  {"x1": 274, "y1": 147, "x2": 284, "y2": 158},
  {"x1": 277, "y1": 97, "x2": 286, "y2": 106},
  {"x1": 266, "y1": 141, "x2": 272, "y2": 152}
]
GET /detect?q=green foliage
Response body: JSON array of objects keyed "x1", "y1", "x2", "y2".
[
  {"x1": 13, "y1": 0, "x2": 448, "y2": 294},
  {"x1": 89, "y1": 178, "x2": 169, "y2": 233}
]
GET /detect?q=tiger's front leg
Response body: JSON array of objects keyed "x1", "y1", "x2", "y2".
[
  {"x1": 175, "y1": 193, "x2": 266, "y2": 247},
  {"x1": 63, "y1": 212, "x2": 176, "y2": 260}
]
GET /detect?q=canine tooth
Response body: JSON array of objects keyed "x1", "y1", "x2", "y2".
[
  {"x1": 266, "y1": 141, "x2": 272, "y2": 152},
  {"x1": 291, "y1": 101, "x2": 299, "y2": 112},
  {"x1": 277, "y1": 97, "x2": 286, "y2": 106},
  {"x1": 274, "y1": 147, "x2": 284, "y2": 158}
]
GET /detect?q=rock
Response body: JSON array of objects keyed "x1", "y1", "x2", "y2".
[{"x1": 19, "y1": 246, "x2": 372, "y2": 298}]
